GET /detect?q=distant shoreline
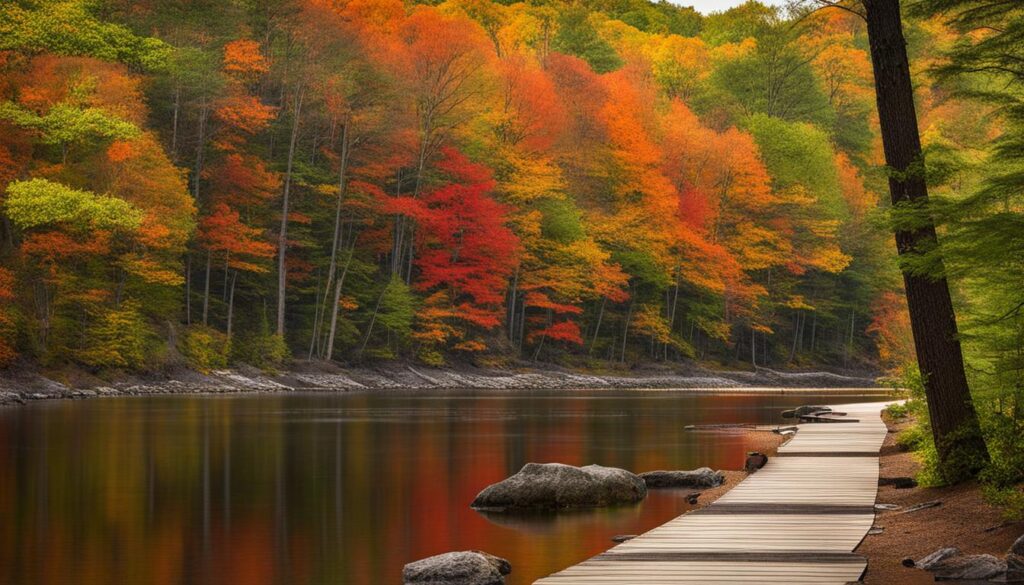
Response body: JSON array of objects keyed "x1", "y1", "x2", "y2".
[{"x1": 0, "y1": 361, "x2": 891, "y2": 407}]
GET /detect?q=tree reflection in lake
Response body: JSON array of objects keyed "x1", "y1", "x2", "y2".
[{"x1": 0, "y1": 390, "x2": 888, "y2": 584}]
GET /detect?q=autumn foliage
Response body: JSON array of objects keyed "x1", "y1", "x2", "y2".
[{"x1": 0, "y1": 0, "x2": 915, "y2": 371}]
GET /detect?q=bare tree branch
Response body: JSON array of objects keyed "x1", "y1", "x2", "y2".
[{"x1": 787, "y1": 0, "x2": 866, "y2": 23}]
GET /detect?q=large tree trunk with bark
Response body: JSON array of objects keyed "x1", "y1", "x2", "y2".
[{"x1": 862, "y1": 0, "x2": 988, "y2": 479}]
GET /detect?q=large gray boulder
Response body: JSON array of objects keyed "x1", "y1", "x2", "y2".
[
  {"x1": 640, "y1": 467, "x2": 725, "y2": 489},
  {"x1": 1012, "y1": 534, "x2": 1024, "y2": 557},
  {"x1": 403, "y1": 551, "x2": 511, "y2": 585},
  {"x1": 914, "y1": 547, "x2": 1007, "y2": 581},
  {"x1": 1009, "y1": 534, "x2": 1024, "y2": 582},
  {"x1": 1010, "y1": 555, "x2": 1024, "y2": 583},
  {"x1": 470, "y1": 463, "x2": 647, "y2": 511},
  {"x1": 931, "y1": 554, "x2": 1006, "y2": 580}
]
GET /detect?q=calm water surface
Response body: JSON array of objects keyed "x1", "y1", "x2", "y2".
[{"x1": 0, "y1": 389, "x2": 890, "y2": 585}]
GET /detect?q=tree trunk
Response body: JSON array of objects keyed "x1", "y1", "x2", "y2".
[
  {"x1": 317, "y1": 124, "x2": 350, "y2": 358},
  {"x1": 202, "y1": 251, "x2": 211, "y2": 326},
  {"x1": 862, "y1": 0, "x2": 988, "y2": 477},
  {"x1": 789, "y1": 311, "x2": 800, "y2": 363},
  {"x1": 193, "y1": 102, "x2": 208, "y2": 202},
  {"x1": 507, "y1": 267, "x2": 519, "y2": 343},
  {"x1": 750, "y1": 326, "x2": 756, "y2": 366},
  {"x1": 185, "y1": 254, "x2": 192, "y2": 325},
  {"x1": 357, "y1": 287, "x2": 386, "y2": 357},
  {"x1": 308, "y1": 269, "x2": 322, "y2": 361},
  {"x1": 620, "y1": 296, "x2": 635, "y2": 363},
  {"x1": 666, "y1": 271, "x2": 681, "y2": 360},
  {"x1": 170, "y1": 85, "x2": 181, "y2": 163},
  {"x1": 276, "y1": 87, "x2": 304, "y2": 337},
  {"x1": 226, "y1": 271, "x2": 237, "y2": 339},
  {"x1": 589, "y1": 298, "x2": 606, "y2": 357},
  {"x1": 324, "y1": 252, "x2": 353, "y2": 361},
  {"x1": 810, "y1": 311, "x2": 817, "y2": 352}
]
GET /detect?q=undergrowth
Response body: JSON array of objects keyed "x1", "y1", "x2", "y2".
[{"x1": 889, "y1": 366, "x2": 1024, "y2": 518}]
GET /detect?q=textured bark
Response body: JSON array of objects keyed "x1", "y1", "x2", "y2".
[{"x1": 862, "y1": 0, "x2": 988, "y2": 476}]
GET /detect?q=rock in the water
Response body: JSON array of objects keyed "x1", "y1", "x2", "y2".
[
  {"x1": 471, "y1": 463, "x2": 647, "y2": 511},
  {"x1": 639, "y1": 468, "x2": 725, "y2": 489},
  {"x1": 403, "y1": 551, "x2": 511, "y2": 585}
]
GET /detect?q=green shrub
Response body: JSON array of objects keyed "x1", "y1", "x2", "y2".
[
  {"x1": 885, "y1": 366, "x2": 950, "y2": 486},
  {"x1": 417, "y1": 348, "x2": 444, "y2": 367},
  {"x1": 178, "y1": 325, "x2": 230, "y2": 372},
  {"x1": 78, "y1": 301, "x2": 149, "y2": 370},
  {"x1": 231, "y1": 332, "x2": 289, "y2": 370},
  {"x1": 982, "y1": 484, "x2": 1024, "y2": 521},
  {"x1": 884, "y1": 402, "x2": 909, "y2": 419},
  {"x1": 897, "y1": 422, "x2": 927, "y2": 451}
]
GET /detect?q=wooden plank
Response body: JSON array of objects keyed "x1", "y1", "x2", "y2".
[
  {"x1": 593, "y1": 552, "x2": 865, "y2": 563},
  {"x1": 533, "y1": 401, "x2": 891, "y2": 585},
  {"x1": 776, "y1": 451, "x2": 880, "y2": 457},
  {"x1": 690, "y1": 504, "x2": 875, "y2": 515}
]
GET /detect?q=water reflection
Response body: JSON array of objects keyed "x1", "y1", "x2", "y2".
[{"x1": 0, "y1": 390, "x2": 889, "y2": 584}]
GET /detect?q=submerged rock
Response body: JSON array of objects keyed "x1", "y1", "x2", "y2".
[
  {"x1": 403, "y1": 551, "x2": 511, "y2": 585},
  {"x1": 640, "y1": 468, "x2": 725, "y2": 489},
  {"x1": 471, "y1": 463, "x2": 647, "y2": 511}
]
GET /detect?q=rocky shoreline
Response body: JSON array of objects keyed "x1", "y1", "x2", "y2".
[{"x1": 0, "y1": 361, "x2": 884, "y2": 407}]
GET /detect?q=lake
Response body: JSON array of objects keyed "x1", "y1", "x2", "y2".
[{"x1": 0, "y1": 389, "x2": 890, "y2": 585}]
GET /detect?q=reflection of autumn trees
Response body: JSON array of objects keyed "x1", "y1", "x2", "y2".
[{"x1": 0, "y1": 393, "x2": 815, "y2": 585}]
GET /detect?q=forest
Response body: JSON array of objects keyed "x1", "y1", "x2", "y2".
[
  {"x1": 0, "y1": 0, "x2": 1019, "y2": 406},
  {"x1": 0, "y1": 0, "x2": 914, "y2": 373}
]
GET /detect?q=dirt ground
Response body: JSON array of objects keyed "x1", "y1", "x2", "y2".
[{"x1": 856, "y1": 415, "x2": 1023, "y2": 584}]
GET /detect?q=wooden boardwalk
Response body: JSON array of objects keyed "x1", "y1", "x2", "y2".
[{"x1": 534, "y1": 402, "x2": 890, "y2": 584}]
